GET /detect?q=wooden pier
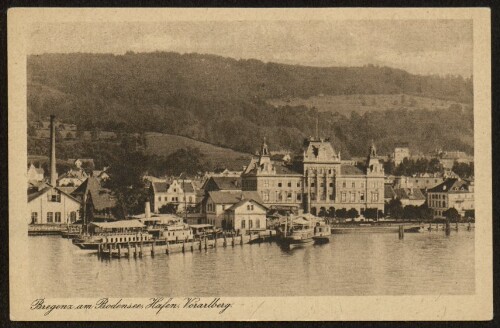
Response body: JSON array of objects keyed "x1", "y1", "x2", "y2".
[{"x1": 98, "y1": 231, "x2": 277, "y2": 259}]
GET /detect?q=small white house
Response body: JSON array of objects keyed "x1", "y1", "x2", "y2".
[
  {"x1": 27, "y1": 163, "x2": 44, "y2": 182},
  {"x1": 28, "y1": 185, "x2": 81, "y2": 225},
  {"x1": 224, "y1": 198, "x2": 268, "y2": 233}
]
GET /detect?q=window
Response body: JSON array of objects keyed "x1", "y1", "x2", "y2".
[
  {"x1": 249, "y1": 219, "x2": 253, "y2": 229},
  {"x1": 341, "y1": 193, "x2": 346, "y2": 202},
  {"x1": 158, "y1": 196, "x2": 161, "y2": 201},
  {"x1": 241, "y1": 220, "x2": 246, "y2": 229},
  {"x1": 264, "y1": 180, "x2": 269, "y2": 188},
  {"x1": 352, "y1": 182, "x2": 355, "y2": 188},
  {"x1": 189, "y1": 196, "x2": 193, "y2": 203},
  {"x1": 256, "y1": 219, "x2": 260, "y2": 228},
  {"x1": 55, "y1": 212, "x2": 61, "y2": 223},
  {"x1": 49, "y1": 192, "x2": 61, "y2": 202},
  {"x1": 329, "y1": 182, "x2": 334, "y2": 187},
  {"x1": 247, "y1": 205, "x2": 251, "y2": 210},
  {"x1": 251, "y1": 205, "x2": 254, "y2": 210},
  {"x1": 297, "y1": 193, "x2": 302, "y2": 201},
  {"x1": 342, "y1": 182, "x2": 346, "y2": 188},
  {"x1": 329, "y1": 194, "x2": 334, "y2": 200},
  {"x1": 372, "y1": 193, "x2": 379, "y2": 202},
  {"x1": 164, "y1": 196, "x2": 167, "y2": 201},
  {"x1": 262, "y1": 191, "x2": 270, "y2": 201},
  {"x1": 350, "y1": 193, "x2": 355, "y2": 202},
  {"x1": 329, "y1": 169, "x2": 332, "y2": 174},
  {"x1": 311, "y1": 182, "x2": 315, "y2": 188},
  {"x1": 47, "y1": 212, "x2": 53, "y2": 223},
  {"x1": 278, "y1": 182, "x2": 282, "y2": 187},
  {"x1": 360, "y1": 193, "x2": 365, "y2": 201},
  {"x1": 287, "y1": 192, "x2": 292, "y2": 200},
  {"x1": 31, "y1": 212, "x2": 38, "y2": 224},
  {"x1": 311, "y1": 193, "x2": 316, "y2": 201},
  {"x1": 297, "y1": 182, "x2": 301, "y2": 187},
  {"x1": 320, "y1": 182, "x2": 324, "y2": 187},
  {"x1": 288, "y1": 182, "x2": 292, "y2": 187}
]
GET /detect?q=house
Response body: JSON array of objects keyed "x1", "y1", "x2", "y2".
[
  {"x1": 150, "y1": 179, "x2": 197, "y2": 213},
  {"x1": 57, "y1": 168, "x2": 88, "y2": 187},
  {"x1": 393, "y1": 146, "x2": 410, "y2": 166},
  {"x1": 71, "y1": 177, "x2": 123, "y2": 223},
  {"x1": 202, "y1": 176, "x2": 242, "y2": 194},
  {"x1": 27, "y1": 163, "x2": 44, "y2": 182},
  {"x1": 224, "y1": 198, "x2": 268, "y2": 233},
  {"x1": 427, "y1": 178, "x2": 474, "y2": 219},
  {"x1": 28, "y1": 185, "x2": 81, "y2": 225},
  {"x1": 204, "y1": 190, "x2": 263, "y2": 229},
  {"x1": 384, "y1": 184, "x2": 396, "y2": 203},
  {"x1": 393, "y1": 188, "x2": 426, "y2": 207},
  {"x1": 241, "y1": 138, "x2": 385, "y2": 216}
]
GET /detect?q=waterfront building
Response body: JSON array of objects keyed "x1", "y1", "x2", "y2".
[
  {"x1": 28, "y1": 184, "x2": 81, "y2": 225},
  {"x1": 71, "y1": 176, "x2": 123, "y2": 222},
  {"x1": 393, "y1": 188, "x2": 426, "y2": 207},
  {"x1": 150, "y1": 179, "x2": 197, "y2": 213},
  {"x1": 224, "y1": 198, "x2": 268, "y2": 233},
  {"x1": 57, "y1": 168, "x2": 88, "y2": 187},
  {"x1": 241, "y1": 139, "x2": 302, "y2": 211},
  {"x1": 204, "y1": 190, "x2": 262, "y2": 228},
  {"x1": 427, "y1": 178, "x2": 474, "y2": 219},
  {"x1": 242, "y1": 137, "x2": 385, "y2": 216}
]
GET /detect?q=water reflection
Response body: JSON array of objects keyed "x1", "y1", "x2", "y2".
[{"x1": 28, "y1": 231, "x2": 475, "y2": 298}]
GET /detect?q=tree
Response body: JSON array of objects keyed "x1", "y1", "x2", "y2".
[
  {"x1": 159, "y1": 203, "x2": 178, "y2": 214},
  {"x1": 386, "y1": 198, "x2": 403, "y2": 220},
  {"x1": 464, "y1": 209, "x2": 475, "y2": 220},
  {"x1": 335, "y1": 208, "x2": 347, "y2": 219},
  {"x1": 443, "y1": 208, "x2": 461, "y2": 222},
  {"x1": 318, "y1": 207, "x2": 328, "y2": 217},
  {"x1": 327, "y1": 207, "x2": 336, "y2": 218},
  {"x1": 363, "y1": 208, "x2": 379, "y2": 220},
  {"x1": 403, "y1": 205, "x2": 419, "y2": 221},
  {"x1": 347, "y1": 208, "x2": 359, "y2": 219},
  {"x1": 418, "y1": 203, "x2": 434, "y2": 221}
]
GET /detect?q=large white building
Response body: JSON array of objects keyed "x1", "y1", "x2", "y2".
[
  {"x1": 28, "y1": 185, "x2": 81, "y2": 225},
  {"x1": 427, "y1": 178, "x2": 474, "y2": 219}
]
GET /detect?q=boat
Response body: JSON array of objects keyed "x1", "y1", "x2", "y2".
[
  {"x1": 278, "y1": 215, "x2": 315, "y2": 246},
  {"x1": 404, "y1": 225, "x2": 426, "y2": 233},
  {"x1": 61, "y1": 224, "x2": 82, "y2": 238},
  {"x1": 313, "y1": 220, "x2": 331, "y2": 244},
  {"x1": 72, "y1": 220, "x2": 152, "y2": 250},
  {"x1": 137, "y1": 213, "x2": 194, "y2": 244}
]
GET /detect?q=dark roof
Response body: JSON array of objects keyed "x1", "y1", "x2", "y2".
[
  {"x1": 340, "y1": 164, "x2": 364, "y2": 175},
  {"x1": 208, "y1": 191, "x2": 263, "y2": 205},
  {"x1": 393, "y1": 188, "x2": 426, "y2": 200},
  {"x1": 428, "y1": 178, "x2": 472, "y2": 193},
  {"x1": 209, "y1": 177, "x2": 242, "y2": 190},
  {"x1": 152, "y1": 182, "x2": 169, "y2": 193},
  {"x1": 181, "y1": 181, "x2": 195, "y2": 193},
  {"x1": 384, "y1": 185, "x2": 396, "y2": 199},
  {"x1": 72, "y1": 177, "x2": 116, "y2": 210}
]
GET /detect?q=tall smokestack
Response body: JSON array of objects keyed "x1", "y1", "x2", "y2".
[{"x1": 49, "y1": 115, "x2": 57, "y2": 186}]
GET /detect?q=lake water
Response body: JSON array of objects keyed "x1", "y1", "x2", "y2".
[{"x1": 28, "y1": 230, "x2": 475, "y2": 297}]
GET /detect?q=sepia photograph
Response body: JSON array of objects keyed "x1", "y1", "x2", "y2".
[{"x1": 8, "y1": 8, "x2": 492, "y2": 321}]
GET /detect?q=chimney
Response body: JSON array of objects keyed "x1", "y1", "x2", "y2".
[
  {"x1": 145, "y1": 201, "x2": 151, "y2": 218},
  {"x1": 49, "y1": 115, "x2": 57, "y2": 186}
]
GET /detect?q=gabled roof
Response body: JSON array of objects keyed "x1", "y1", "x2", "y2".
[
  {"x1": 71, "y1": 177, "x2": 116, "y2": 210},
  {"x1": 428, "y1": 178, "x2": 472, "y2": 193},
  {"x1": 151, "y1": 182, "x2": 170, "y2": 193},
  {"x1": 28, "y1": 184, "x2": 81, "y2": 204},
  {"x1": 340, "y1": 164, "x2": 364, "y2": 176},
  {"x1": 226, "y1": 198, "x2": 269, "y2": 211},
  {"x1": 394, "y1": 188, "x2": 426, "y2": 200},
  {"x1": 207, "y1": 191, "x2": 263, "y2": 205},
  {"x1": 206, "y1": 176, "x2": 242, "y2": 190},
  {"x1": 384, "y1": 185, "x2": 396, "y2": 199}
]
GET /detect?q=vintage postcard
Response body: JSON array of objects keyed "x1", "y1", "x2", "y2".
[{"x1": 8, "y1": 8, "x2": 492, "y2": 321}]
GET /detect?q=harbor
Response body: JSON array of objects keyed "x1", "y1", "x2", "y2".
[{"x1": 28, "y1": 228, "x2": 475, "y2": 298}]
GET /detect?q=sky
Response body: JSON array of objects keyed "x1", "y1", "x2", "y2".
[{"x1": 29, "y1": 19, "x2": 473, "y2": 77}]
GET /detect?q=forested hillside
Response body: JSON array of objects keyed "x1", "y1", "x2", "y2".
[{"x1": 27, "y1": 52, "x2": 473, "y2": 157}]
